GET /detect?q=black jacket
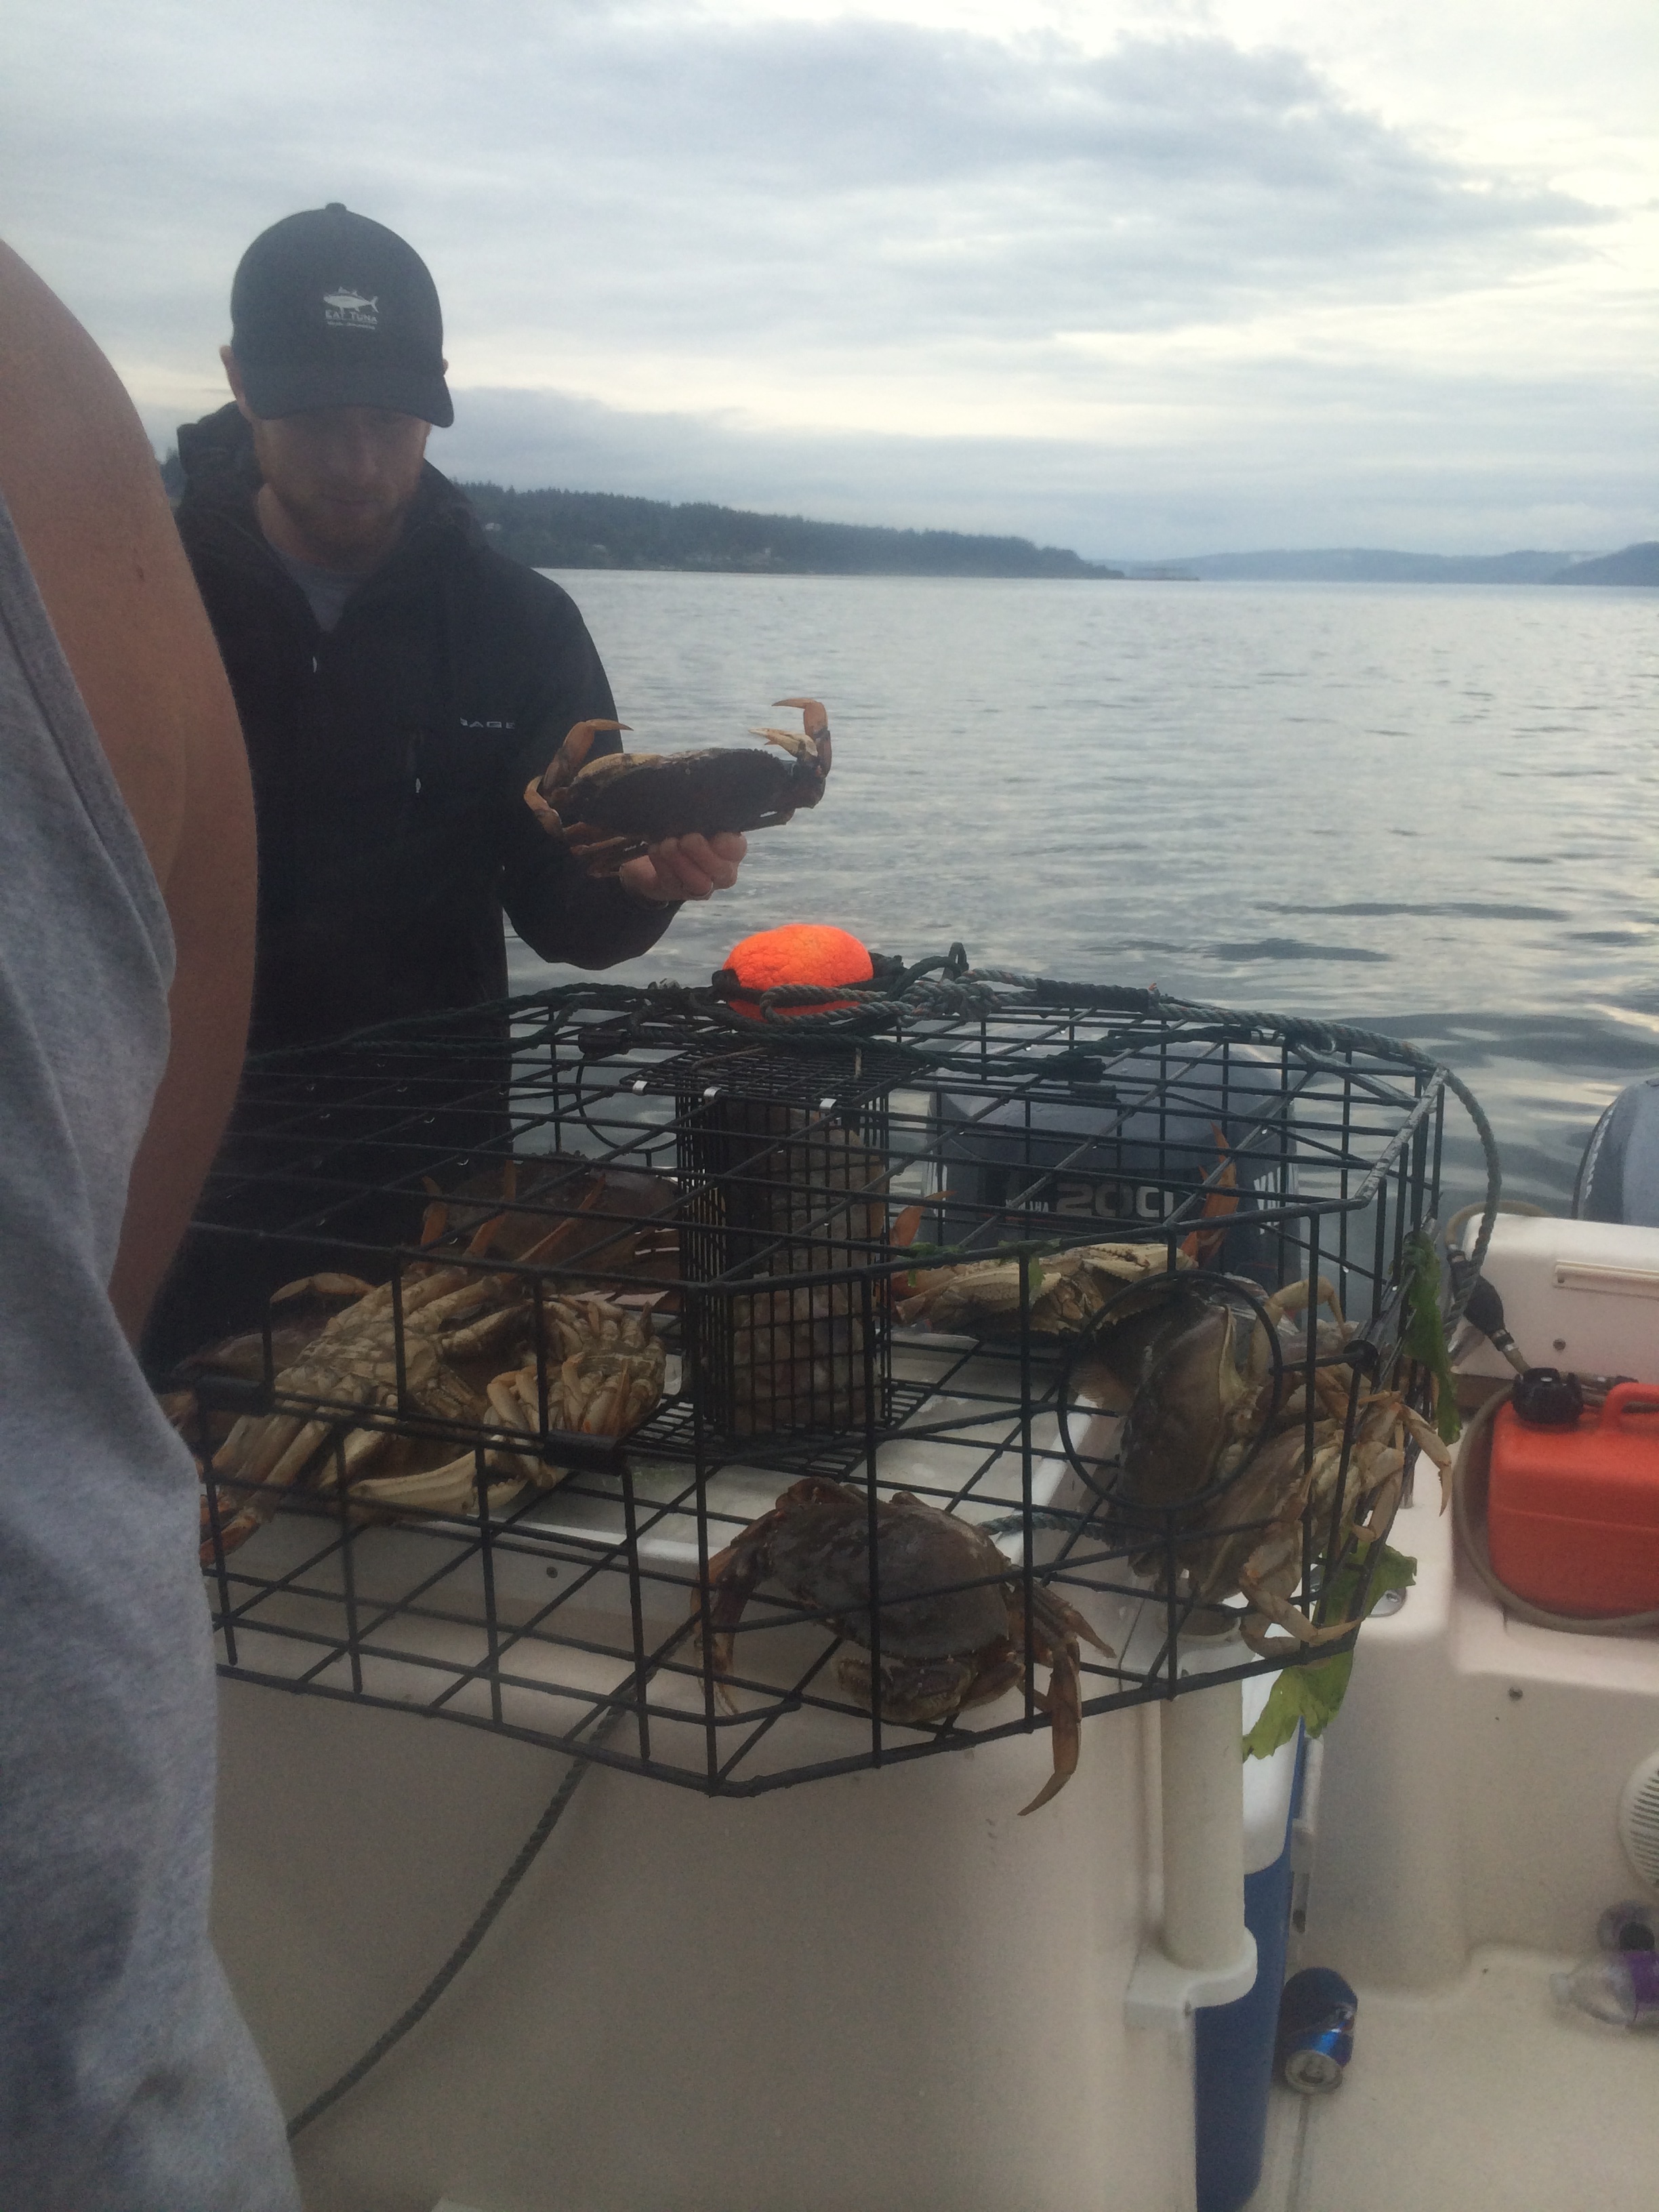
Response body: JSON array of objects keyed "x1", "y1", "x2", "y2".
[{"x1": 174, "y1": 404, "x2": 672, "y2": 1052}]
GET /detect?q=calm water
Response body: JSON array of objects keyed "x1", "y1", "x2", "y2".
[{"x1": 508, "y1": 573, "x2": 1658, "y2": 1212}]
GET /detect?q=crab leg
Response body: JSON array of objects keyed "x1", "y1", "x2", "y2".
[
  {"x1": 1020, "y1": 1651, "x2": 1081, "y2": 1815},
  {"x1": 529, "y1": 720, "x2": 633, "y2": 838},
  {"x1": 1396, "y1": 1400, "x2": 1454, "y2": 1512},
  {"x1": 1018, "y1": 1598, "x2": 1082, "y2": 1816},
  {"x1": 435, "y1": 1301, "x2": 532, "y2": 1359},
  {"x1": 1353, "y1": 1462, "x2": 1404, "y2": 1547},
  {"x1": 1266, "y1": 1276, "x2": 1345, "y2": 1329},
  {"x1": 264, "y1": 1413, "x2": 371, "y2": 1494},
  {"x1": 350, "y1": 1454, "x2": 528, "y2": 1515},
  {"x1": 566, "y1": 830, "x2": 648, "y2": 874},
  {"x1": 206, "y1": 1419, "x2": 334, "y2": 1557},
  {"x1": 485, "y1": 1370, "x2": 546, "y2": 1441},
  {"x1": 478, "y1": 1368, "x2": 574, "y2": 1486},
  {"x1": 270, "y1": 1271, "x2": 377, "y2": 1305},
  {"x1": 209, "y1": 1410, "x2": 313, "y2": 1496},
  {"x1": 775, "y1": 694, "x2": 829, "y2": 732},
  {"x1": 219, "y1": 1411, "x2": 311, "y2": 1490},
  {"x1": 1011, "y1": 1588, "x2": 1113, "y2": 1816},
  {"x1": 352, "y1": 1196, "x2": 597, "y2": 1374},
  {"x1": 691, "y1": 1514, "x2": 787, "y2": 1711},
  {"x1": 535, "y1": 718, "x2": 630, "y2": 801}
]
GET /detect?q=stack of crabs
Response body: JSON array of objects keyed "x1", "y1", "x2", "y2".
[
  {"x1": 701, "y1": 1244, "x2": 1448, "y2": 1816},
  {"x1": 169, "y1": 1158, "x2": 677, "y2": 1560}
]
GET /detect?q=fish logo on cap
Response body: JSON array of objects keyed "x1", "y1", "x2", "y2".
[{"x1": 322, "y1": 287, "x2": 380, "y2": 329}]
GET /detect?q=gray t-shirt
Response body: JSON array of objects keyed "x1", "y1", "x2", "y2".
[
  {"x1": 273, "y1": 544, "x2": 358, "y2": 632},
  {"x1": 0, "y1": 493, "x2": 298, "y2": 2209}
]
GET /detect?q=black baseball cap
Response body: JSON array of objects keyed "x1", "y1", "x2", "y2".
[{"x1": 229, "y1": 204, "x2": 453, "y2": 426}]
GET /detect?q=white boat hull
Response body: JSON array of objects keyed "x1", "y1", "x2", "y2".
[{"x1": 215, "y1": 1680, "x2": 1197, "y2": 2212}]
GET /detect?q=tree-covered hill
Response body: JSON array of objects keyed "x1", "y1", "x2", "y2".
[
  {"x1": 1159, "y1": 547, "x2": 1574, "y2": 583},
  {"x1": 1549, "y1": 542, "x2": 1659, "y2": 586},
  {"x1": 455, "y1": 482, "x2": 1123, "y2": 579}
]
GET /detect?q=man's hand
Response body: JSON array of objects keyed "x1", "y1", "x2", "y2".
[
  {"x1": 620, "y1": 832, "x2": 747, "y2": 905},
  {"x1": 521, "y1": 774, "x2": 745, "y2": 903}
]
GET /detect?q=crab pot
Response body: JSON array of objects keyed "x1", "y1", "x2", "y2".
[{"x1": 162, "y1": 963, "x2": 1481, "y2": 1803}]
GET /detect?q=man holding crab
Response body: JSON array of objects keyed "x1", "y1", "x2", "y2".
[
  {"x1": 146, "y1": 205, "x2": 749, "y2": 1367},
  {"x1": 171, "y1": 202, "x2": 747, "y2": 1057}
]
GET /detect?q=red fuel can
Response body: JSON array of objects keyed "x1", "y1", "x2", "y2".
[{"x1": 1488, "y1": 1383, "x2": 1659, "y2": 1615}]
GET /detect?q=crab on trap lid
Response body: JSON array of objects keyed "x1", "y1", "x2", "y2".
[{"x1": 717, "y1": 923, "x2": 874, "y2": 1020}]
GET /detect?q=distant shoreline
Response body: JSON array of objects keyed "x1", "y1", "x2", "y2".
[
  {"x1": 459, "y1": 480, "x2": 1124, "y2": 580},
  {"x1": 1150, "y1": 544, "x2": 1657, "y2": 588},
  {"x1": 155, "y1": 451, "x2": 1654, "y2": 586},
  {"x1": 459, "y1": 485, "x2": 1655, "y2": 588}
]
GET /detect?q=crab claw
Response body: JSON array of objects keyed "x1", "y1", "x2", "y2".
[
  {"x1": 747, "y1": 698, "x2": 832, "y2": 792},
  {"x1": 774, "y1": 695, "x2": 828, "y2": 739},
  {"x1": 1020, "y1": 1643, "x2": 1082, "y2": 1816},
  {"x1": 1396, "y1": 1400, "x2": 1455, "y2": 1513},
  {"x1": 535, "y1": 719, "x2": 632, "y2": 804},
  {"x1": 691, "y1": 1512, "x2": 789, "y2": 1713},
  {"x1": 1015, "y1": 1587, "x2": 1112, "y2": 1816}
]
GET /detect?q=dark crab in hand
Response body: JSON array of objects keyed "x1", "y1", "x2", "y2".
[
  {"x1": 695, "y1": 1477, "x2": 1111, "y2": 1814},
  {"x1": 525, "y1": 697, "x2": 831, "y2": 875}
]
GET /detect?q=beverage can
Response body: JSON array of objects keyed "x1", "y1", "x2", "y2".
[{"x1": 1276, "y1": 1965, "x2": 1357, "y2": 2093}]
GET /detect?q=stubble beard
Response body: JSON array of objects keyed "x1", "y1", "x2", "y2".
[{"x1": 258, "y1": 479, "x2": 410, "y2": 574}]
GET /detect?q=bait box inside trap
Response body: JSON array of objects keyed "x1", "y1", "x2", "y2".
[{"x1": 177, "y1": 970, "x2": 1460, "y2": 1797}]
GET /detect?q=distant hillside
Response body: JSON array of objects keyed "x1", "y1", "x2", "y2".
[
  {"x1": 1147, "y1": 547, "x2": 1574, "y2": 585},
  {"x1": 457, "y1": 483, "x2": 1123, "y2": 579},
  {"x1": 1549, "y1": 542, "x2": 1659, "y2": 587}
]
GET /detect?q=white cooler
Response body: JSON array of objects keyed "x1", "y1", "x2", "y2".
[{"x1": 1456, "y1": 1214, "x2": 1659, "y2": 1383}]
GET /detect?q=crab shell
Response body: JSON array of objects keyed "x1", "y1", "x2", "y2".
[
  {"x1": 533, "y1": 698, "x2": 831, "y2": 876},
  {"x1": 695, "y1": 1477, "x2": 1111, "y2": 1815},
  {"x1": 896, "y1": 1240, "x2": 1187, "y2": 1339},
  {"x1": 191, "y1": 1210, "x2": 668, "y2": 1559},
  {"x1": 1106, "y1": 1275, "x2": 1347, "y2": 1519},
  {"x1": 196, "y1": 1258, "x2": 535, "y2": 1558}
]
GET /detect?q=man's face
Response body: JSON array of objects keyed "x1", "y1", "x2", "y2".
[{"x1": 222, "y1": 348, "x2": 432, "y2": 571}]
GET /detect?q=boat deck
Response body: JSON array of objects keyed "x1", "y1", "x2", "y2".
[{"x1": 1248, "y1": 1946, "x2": 1656, "y2": 2212}]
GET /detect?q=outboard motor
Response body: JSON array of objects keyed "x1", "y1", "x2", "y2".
[
  {"x1": 1574, "y1": 1078, "x2": 1659, "y2": 1227},
  {"x1": 936, "y1": 1046, "x2": 1290, "y2": 1286}
]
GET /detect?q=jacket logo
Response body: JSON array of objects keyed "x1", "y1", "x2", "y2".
[
  {"x1": 323, "y1": 288, "x2": 380, "y2": 330},
  {"x1": 459, "y1": 718, "x2": 516, "y2": 731}
]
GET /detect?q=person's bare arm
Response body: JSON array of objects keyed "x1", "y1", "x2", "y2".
[{"x1": 0, "y1": 241, "x2": 255, "y2": 1340}]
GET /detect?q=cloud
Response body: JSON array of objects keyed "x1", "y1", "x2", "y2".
[
  {"x1": 6, "y1": 3, "x2": 1602, "y2": 356},
  {"x1": 3, "y1": 1, "x2": 1647, "y2": 554},
  {"x1": 413, "y1": 362, "x2": 1657, "y2": 559}
]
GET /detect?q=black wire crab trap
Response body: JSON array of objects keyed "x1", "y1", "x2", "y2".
[{"x1": 170, "y1": 954, "x2": 1498, "y2": 1802}]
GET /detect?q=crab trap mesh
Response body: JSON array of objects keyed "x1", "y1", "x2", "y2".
[{"x1": 165, "y1": 959, "x2": 1492, "y2": 1802}]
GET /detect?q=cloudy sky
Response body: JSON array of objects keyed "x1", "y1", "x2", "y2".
[{"x1": 5, "y1": 0, "x2": 1654, "y2": 557}]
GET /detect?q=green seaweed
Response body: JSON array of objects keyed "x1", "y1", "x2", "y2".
[
  {"x1": 1403, "y1": 1229, "x2": 1462, "y2": 1444},
  {"x1": 1242, "y1": 1541, "x2": 1418, "y2": 1761}
]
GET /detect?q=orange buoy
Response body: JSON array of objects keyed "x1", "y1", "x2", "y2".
[{"x1": 722, "y1": 923, "x2": 874, "y2": 1019}]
